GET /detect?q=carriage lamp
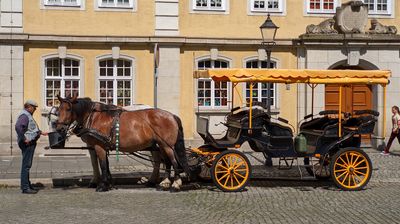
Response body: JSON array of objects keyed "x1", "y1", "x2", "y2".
[
  {"x1": 260, "y1": 14, "x2": 279, "y2": 113},
  {"x1": 259, "y1": 14, "x2": 279, "y2": 45}
]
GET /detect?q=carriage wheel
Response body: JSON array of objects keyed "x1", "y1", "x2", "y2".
[
  {"x1": 211, "y1": 150, "x2": 251, "y2": 192},
  {"x1": 330, "y1": 148, "x2": 372, "y2": 191},
  {"x1": 304, "y1": 157, "x2": 331, "y2": 180}
]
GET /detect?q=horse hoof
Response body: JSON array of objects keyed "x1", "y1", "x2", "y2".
[
  {"x1": 145, "y1": 182, "x2": 157, "y2": 188},
  {"x1": 96, "y1": 185, "x2": 109, "y2": 192},
  {"x1": 96, "y1": 188, "x2": 109, "y2": 192},
  {"x1": 88, "y1": 182, "x2": 98, "y2": 188},
  {"x1": 156, "y1": 185, "x2": 170, "y2": 191},
  {"x1": 169, "y1": 187, "x2": 180, "y2": 193}
]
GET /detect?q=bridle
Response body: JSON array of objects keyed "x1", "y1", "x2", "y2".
[{"x1": 56, "y1": 99, "x2": 74, "y2": 126}]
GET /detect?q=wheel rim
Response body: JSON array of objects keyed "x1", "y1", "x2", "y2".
[
  {"x1": 214, "y1": 153, "x2": 249, "y2": 191},
  {"x1": 333, "y1": 151, "x2": 370, "y2": 189}
]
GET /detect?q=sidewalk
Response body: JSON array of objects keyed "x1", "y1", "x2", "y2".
[{"x1": 1, "y1": 140, "x2": 399, "y2": 188}]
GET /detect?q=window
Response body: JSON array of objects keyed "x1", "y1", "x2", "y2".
[
  {"x1": 98, "y1": 0, "x2": 134, "y2": 8},
  {"x1": 244, "y1": 60, "x2": 276, "y2": 108},
  {"x1": 44, "y1": 0, "x2": 80, "y2": 6},
  {"x1": 307, "y1": 0, "x2": 337, "y2": 13},
  {"x1": 363, "y1": 0, "x2": 391, "y2": 15},
  {"x1": 197, "y1": 59, "x2": 230, "y2": 108},
  {"x1": 45, "y1": 58, "x2": 80, "y2": 107},
  {"x1": 99, "y1": 59, "x2": 133, "y2": 106},
  {"x1": 193, "y1": 0, "x2": 226, "y2": 11},
  {"x1": 251, "y1": 0, "x2": 283, "y2": 12}
]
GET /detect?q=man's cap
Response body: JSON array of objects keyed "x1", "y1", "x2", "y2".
[{"x1": 25, "y1": 99, "x2": 38, "y2": 107}]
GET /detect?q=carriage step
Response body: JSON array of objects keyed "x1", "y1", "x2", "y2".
[{"x1": 278, "y1": 157, "x2": 297, "y2": 170}]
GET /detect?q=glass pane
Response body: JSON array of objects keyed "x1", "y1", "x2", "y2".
[
  {"x1": 65, "y1": 59, "x2": 71, "y2": 66},
  {"x1": 117, "y1": 60, "x2": 124, "y2": 67},
  {"x1": 107, "y1": 60, "x2": 113, "y2": 67},
  {"x1": 117, "y1": 68, "x2": 123, "y2": 76},
  {"x1": 107, "y1": 68, "x2": 113, "y2": 76},
  {"x1": 53, "y1": 68, "x2": 60, "y2": 76},
  {"x1": 107, "y1": 81, "x2": 113, "y2": 88},
  {"x1": 198, "y1": 90, "x2": 204, "y2": 97},
  {"x1": 72, "y1": 68, "x2": 79, "y2": 76},
  {"x1": 100, "y1": 60, "x2": 106, "y2": 67},
  {"x1": 117, "y1": 82, "x2": 123, "y2": 88},
  {"x1": 65, "y1": 68, "x2": 71, "y2": 76},
  {"x1": 124, "y1": 68, "x2": 131, "y2": 76},
  {"x1": 100, "y1": 68, "x2": 106, "y2": 76}
]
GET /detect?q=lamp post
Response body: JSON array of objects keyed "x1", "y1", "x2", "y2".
[{"x1": 260, "y1": 14, "x2": 279, "y2": 114}]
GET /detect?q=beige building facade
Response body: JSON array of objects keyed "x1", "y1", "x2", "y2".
[{"x1": 0, "y1": 0, "x2": 399, "y2": 153}]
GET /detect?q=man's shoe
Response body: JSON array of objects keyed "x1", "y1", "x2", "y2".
[
  {"x1": 380, "y1": 151, "x2": 390, "y2": 156},
  {"x1": 22, "y1": 189, "x2": 38, "y2": 194}
]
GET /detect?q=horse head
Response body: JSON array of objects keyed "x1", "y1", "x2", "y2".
[{"x1": 56, "y1": 94, "x2": 78, "y2": 132}]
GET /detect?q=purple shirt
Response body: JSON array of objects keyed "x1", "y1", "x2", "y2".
[{"x1": 15, "y1": 113, "x2": 29, "y2": 142}]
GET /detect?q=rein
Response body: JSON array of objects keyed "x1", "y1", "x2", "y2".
[{"x1": 60, "y1": 99, "x2": 124, "y2": 161}]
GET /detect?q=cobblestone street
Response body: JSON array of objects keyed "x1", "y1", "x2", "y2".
[
  {"x1": 0, "y1": 181, "x2": 399, "y2": 224},
  {"x1": 1, "y1": 151, "x2": 400, "y2": 224}
]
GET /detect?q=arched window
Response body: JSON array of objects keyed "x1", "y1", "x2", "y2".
[
  {"x1": 98, "y1": 58, "x2": 133, "y2": 106},
  {"x1": 197, "y1": 59, "x2": 230, "y2": 108},
  {"x1": 44, "y1": 58, "x2": 80, "y2": 107},
  {"x1": 244, "y1": 59, "x2": 277, "y2": 108}
]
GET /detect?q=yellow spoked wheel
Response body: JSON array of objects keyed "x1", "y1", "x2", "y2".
[
  {"x1": 330, "y1": 148, "x2": 372, "y2": 191},
  {"x1": 211, "y1": 150, "x2": 251, "y2": 192}
]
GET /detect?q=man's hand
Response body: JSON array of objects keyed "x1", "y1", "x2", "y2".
[
  {"x1": 24, "y1": 139, "x2": 30, "y2": 144},
  {"x1": 41, "y1": 131, "x2": 49, "y2": 136}
]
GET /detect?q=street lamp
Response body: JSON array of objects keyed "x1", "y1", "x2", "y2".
[{"x1": 260, "y1": 14, "x2": 279, "y2": 114}]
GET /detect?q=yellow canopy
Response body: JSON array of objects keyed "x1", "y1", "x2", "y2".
[{"x1": 193, "y1": 69, "x2": 391, "y2": 85}]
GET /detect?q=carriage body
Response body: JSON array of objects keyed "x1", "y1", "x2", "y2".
[{"x1": 193, "y1": 68, "x2": 390, "y2": 192}]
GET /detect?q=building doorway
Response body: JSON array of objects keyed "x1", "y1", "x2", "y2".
[
  {"x1": 325, "y1": 64, "x2": 375, "y2": 144},
  {"x1": 325, "y1": 84, "x2": 372, "y2": 113}
]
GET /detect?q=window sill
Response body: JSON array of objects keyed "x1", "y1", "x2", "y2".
[
  {"x1": 98, "y1": 5, "x2": 134, "y2": 9},
  {"x1": 44, "y1": 4, "x2": 81, "y2": 7},
  {"x1": 191, "y1": 9, "x2": 228, "y2": 14},
  {"x1": 306, "y1": 11, "x2": 336, "y2": 14}
]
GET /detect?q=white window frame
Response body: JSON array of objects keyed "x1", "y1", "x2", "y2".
[
  {"x1": 193, "y1": 0, "x2": 227, "y2": 11},
  {"x1": 250, "y1": 0, "x2": 283, "y2": 13},
  {"x1": 363, "y1": 0, "x2": 392, "y2": 15},
  {"x1": 306, "y1": 0, "x2": 338, "y2": 14},
  {"x1": 243, "y1": 59, "x2": 278, "y2": 109},
  {"x1": 98, "y1": 58, "x2": 134, "y2": 106},
  {"x1": 44, "y1": 0, "x2": 81, "y2": 7},
  {"x1": 98, "y1": 0, "x2": 134, "y2": 8},
  {"x1": 196, "y1": 58, "x2": 231, "y2": 110},
  {"x1": 44, "y1": 57, "x2": 81, "y2": 107}
]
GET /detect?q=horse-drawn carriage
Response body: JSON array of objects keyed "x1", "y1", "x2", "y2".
[
  {"x1": 191, "y1": 68, "x2": 391, "y2": 192},
  {"x1": 52, "y1": 68, "x2": 390, "y2": 192}
]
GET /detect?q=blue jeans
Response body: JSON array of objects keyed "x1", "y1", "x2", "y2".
[{"x1": 18, "y1": 141, "x2": 36, "y2": 191}]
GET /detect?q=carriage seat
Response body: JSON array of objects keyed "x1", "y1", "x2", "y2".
[{"x1": 226, "y1": 106, "x2": 270, "y2": 127}]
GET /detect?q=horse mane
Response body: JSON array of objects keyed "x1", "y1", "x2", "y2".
[{"x1": 67, "y1": 96, "x2": 124, "y2": 118}]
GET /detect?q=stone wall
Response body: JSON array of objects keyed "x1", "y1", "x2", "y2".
[{"x1": 0, "y1": 0, "x2": 23, "y2": 153}]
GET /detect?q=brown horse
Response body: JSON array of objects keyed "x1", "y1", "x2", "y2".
[{"x1": 56, "y1": 95, "x2": 190, "y2": 192}]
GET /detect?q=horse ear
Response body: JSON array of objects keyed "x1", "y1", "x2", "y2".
[
  {"x1": 57, "y1": 95, "x2": 63, "y2": 102},
  {"x1": 71, "y1": 93, "x2": 78, "y2": 103}
]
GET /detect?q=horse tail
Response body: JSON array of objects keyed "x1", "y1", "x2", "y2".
[{"x1": 173, "y1": 115, "x2": 191, "y2": 178}]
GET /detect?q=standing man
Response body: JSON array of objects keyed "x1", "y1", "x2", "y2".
[{"x1": 15, "y1": 100, "x2": 47, "y2": 194}]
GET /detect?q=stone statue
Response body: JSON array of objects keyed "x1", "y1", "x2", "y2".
[
  {"x1": 306, "y1": 18, "x2": 338, "y2": 34},
  {"x1": 336, "y1": 0, "x2": 368, "y2": 34},
  {"x1": 368, "y1": 19, "x2": 397, "y2": 34}
]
